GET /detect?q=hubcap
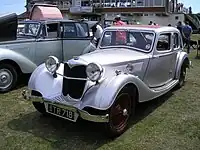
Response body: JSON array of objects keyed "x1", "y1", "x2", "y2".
[
  {"x1": 0, "y1": 69, "x2": 13, "y2": 89},
  {"x1": 123, "y1": 109, "x2": 128, "y2": 116}
]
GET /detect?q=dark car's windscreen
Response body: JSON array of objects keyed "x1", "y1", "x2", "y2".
[
  {"x1": 100, "y1": 30, "x2": 154, "y2": 52},
  {"x1": 17, "y1": 22, "x2": 40, "y2": 37}
]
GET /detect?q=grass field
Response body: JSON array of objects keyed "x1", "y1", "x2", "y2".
[{"x1": 0, "y1": 42, "x2": 200, "y2": 150}]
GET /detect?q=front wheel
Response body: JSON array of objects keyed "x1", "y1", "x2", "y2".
[
  {"x1": 32, "y1": 102, "x2": 47, "y2": 115},
  {"x1": 0, "y1": 64, "x2": 18, "y2": 92},
  {"x1": 104, "y1": 88, "x2": 135, "y2": 138}
]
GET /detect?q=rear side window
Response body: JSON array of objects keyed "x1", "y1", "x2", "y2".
[
  {"x1": 62, "y1": 22, "x2": 89, "y2": 38},
  {"x1": 157, "y1": 33, "x2": 171, "y2": 51},
  {"x1": 63, "y1": 23, "x2": 76, "y2": 38}
]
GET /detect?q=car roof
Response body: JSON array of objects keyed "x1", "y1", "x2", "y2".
[
  {"x1": 105, "y1": 25, "x2": 179, "y2": 33},
  {"x1": 18, "y1": 19, "x2": 77, "y2": 24}
]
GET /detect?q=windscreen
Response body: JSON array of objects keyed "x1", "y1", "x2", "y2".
[{"x1": 100, "y1": 30, "x2": 154, "y2": 52}]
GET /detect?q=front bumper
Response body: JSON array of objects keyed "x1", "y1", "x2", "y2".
[{"x1": 22, "y1": 89, "x2": 109, "y2": 123}]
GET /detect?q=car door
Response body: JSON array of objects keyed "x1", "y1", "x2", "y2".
[
  {"x1": 61, "y1": 22, "x2": 91, "y2": 61},
  {"x1": 35, "y1": 23, "x2": 62, "y2": 66},
  {"x1": 144, "y1": 32, "x2": 175, "y2": 87}
]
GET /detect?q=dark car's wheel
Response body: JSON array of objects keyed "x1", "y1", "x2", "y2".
[
  {"x1": 176, "y1": 64, "x2": 187, "y2": 88},
  {"x1": 32, "y1": 102, "x2": 47, "y2": 115},
  {"x1": 0, "y1": 64, "x2": 18, "y2": 92},
  {"x1": 105, "y1": 88, "x2": 136, "y2": 138}
]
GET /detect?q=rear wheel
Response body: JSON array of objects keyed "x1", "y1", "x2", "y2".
[
  {"x1": 176, "y1": 64, "x2": 187, "y2": 88},
  {"x1": 105, "y1": 88, "x2": 136, "y2": 138}
]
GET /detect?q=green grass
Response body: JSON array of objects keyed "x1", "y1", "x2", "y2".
[{"x1": 1, "y1": 39, "x2": 200, "y2": 149}]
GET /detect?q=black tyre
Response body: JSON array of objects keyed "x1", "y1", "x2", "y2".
[
  {"x1": 32, "y1": 102, "x2": 47, "y2": 115},
  {"x1": 0, "y1": 64, "x2": 18, "y2": 92},
  {"x1": 105, "y1": 88, "x2": 136, "y2": 138},
  {"x1": 176, "y1": 64, "x2": 187, "y2": 88}
]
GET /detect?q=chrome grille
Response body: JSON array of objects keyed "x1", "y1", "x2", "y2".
[{"x1": 62, "y1": 63, "x2": 87, "y2": 99}]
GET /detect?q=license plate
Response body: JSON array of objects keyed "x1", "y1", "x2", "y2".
[{"x1": 45, "y1": 103, "x2": 77, "y2": 122}]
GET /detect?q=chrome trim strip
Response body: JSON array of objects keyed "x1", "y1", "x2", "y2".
[{"x1": 57, "y1": 72, "x2": 88, "y2": 81}]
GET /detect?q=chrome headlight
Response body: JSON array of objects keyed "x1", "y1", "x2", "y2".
[
  {"x1": 45, "y1": 56, "x2": 60, "y2": 73},
  {"x1": 86, "y1": 63, "x2": 103, "y2": 82}
]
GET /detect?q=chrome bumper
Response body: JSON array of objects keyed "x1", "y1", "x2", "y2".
[{"x1": 22, "y1": 89, "x2": 109, "y2": 123}]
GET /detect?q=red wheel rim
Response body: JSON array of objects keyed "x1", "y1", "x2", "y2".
[{"x1": 109, "y1": 93, "x2": 132, "y2": 132}]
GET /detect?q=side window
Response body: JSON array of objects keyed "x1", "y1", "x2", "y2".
[
  {"x1": 46, "y1": 23, "x2": 58, "y2": 38},
  {"x1": 62, "y1": 22, "x2": 89, "y2": 38},
  {"x1": 39, "y1": 25, "x2": 47, "y2": 37},
  {"x1": 157, "y1": 33, "x2": 171, "y2": 51},
  {"x1": 173, "y1": 33, "x2": 179, "y2": 49},
  {"x1": 76, "y1": 23, "x2": 89, "y2": 38},
  {"x1": 63, "y1": 23, "x2": 77, "y2": 38}
]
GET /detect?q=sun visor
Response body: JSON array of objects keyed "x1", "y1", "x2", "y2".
[{"x1": 29, "y1": 4, "x2": 63, "y2": 20}]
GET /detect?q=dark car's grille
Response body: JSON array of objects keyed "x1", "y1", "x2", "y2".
[{"x1": 62, "y1": 63, "x2": 87, "y2": 99}]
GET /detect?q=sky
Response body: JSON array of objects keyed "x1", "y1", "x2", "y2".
[
  {"x1": 0, "y1": 0, "x2": 25, "y2": 15},
  {"x1": 179, "y1": 0, "x2": 199, "y2": 13},
  {"x1": 0, "y1": 0, "x2": 199, "y2": 15}
]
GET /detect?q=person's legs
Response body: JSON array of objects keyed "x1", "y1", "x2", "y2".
[
  {"x1": 186, "y1": 39, "x2": 190, "y2": 53},
  {"x1": 182, "y1": 37, "x2": 186, "y2": 48}
]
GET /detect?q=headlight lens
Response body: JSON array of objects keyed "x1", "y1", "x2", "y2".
[
  {"x1": 86, "y1": 63, "x2": 103, "y2": 82},
  {"x1": 45, "y1": 56, "x2": 60, "y2": 73}
]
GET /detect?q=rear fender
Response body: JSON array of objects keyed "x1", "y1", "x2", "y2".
[{"x1": 175, "y1": 51, "x2": 190, "y2": 79}]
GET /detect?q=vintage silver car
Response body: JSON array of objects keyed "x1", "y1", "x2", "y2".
[
  {"x1": 22, "y1": 25, "x2": 190, "y2": 137},
  {"x1": 0, "y1": 13, "x2": 96, "y2": 92}
]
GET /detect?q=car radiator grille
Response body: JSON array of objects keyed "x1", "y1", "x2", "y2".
[{"x1": 62, "y1": 64, "x2": 87, "y2": 99}]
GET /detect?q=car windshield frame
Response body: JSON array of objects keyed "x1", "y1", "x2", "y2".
[
  {"x1": 99, "y1": 29, "x2": 156, "y2": 53},
  {"x1": 17, "y1": 22, "x2": 41, "y2": 37}
]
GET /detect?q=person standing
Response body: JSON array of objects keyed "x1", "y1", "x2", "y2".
[
  {"x1": 177, "y1": 21, "x2": 183, "y2": 32},
  {"x1": 91, "y1": 23, "x2": 103, "y2": 47},
  {"x1": 176, "y1": 21, "x2": 186, "y2": 46},
  {"x1": 182, "y1": 21, "x2": 193, "y2": 53},
  {"x1": 177, "y1": 21, "x2": 183, "y2": 37},
  {"x1": 113, "y1": 15, "x2": 127, "y2": 26},
  {"x1": 112, "y1": 15, "x2": 127, "y2": 44}
]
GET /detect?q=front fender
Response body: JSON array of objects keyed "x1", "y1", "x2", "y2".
[
  {"x1": 0, "y1": 48, "x2": 37, "y2": 73},
  {"x1": 81, "y1": 73, "x2": 153, "y2": 110},
  {"x1": 175, "y1": 51, "x2": 189, "y2": 79},
  {"x1": 28, "y1": 63, "x2": 64, "y2": 98}
]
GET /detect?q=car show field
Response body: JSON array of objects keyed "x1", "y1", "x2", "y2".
[
  {"x1": 0, "y1": 3, "x2": 199, "y2": 148},
  {"x1": 0, "y1": 48, "x2": 199, "y2": 149}
]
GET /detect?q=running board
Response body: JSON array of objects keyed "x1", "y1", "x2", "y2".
[{"x1": 151, "y1": 80, "x2": 179, "y2": 92}]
